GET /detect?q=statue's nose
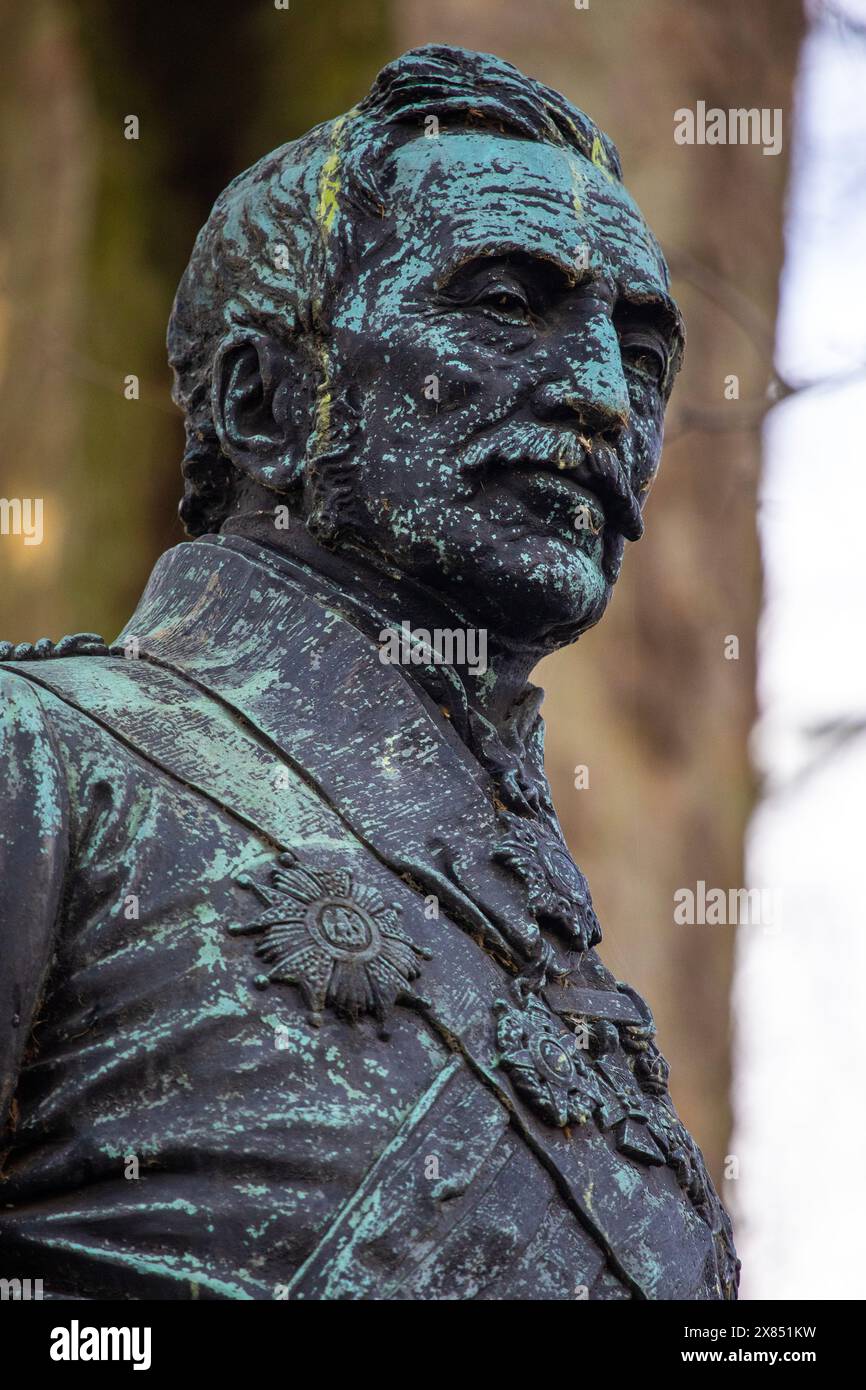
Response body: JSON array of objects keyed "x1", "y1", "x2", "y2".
[
  {"x1": 532, "y1": 316, "x2": 631, "y2": 441},
  {"x1": 532, "y1": 382, "x2": 628, "y2": 440}
]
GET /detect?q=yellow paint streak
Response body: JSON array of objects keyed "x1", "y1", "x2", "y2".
[
  {"x1": 567, "y1": 161, "x2": 584, "y2": 280},
  {"x1": 317, "y1": 113, "x2": 350, "y2": 236},
  {"x1": 570, "y1": 163, "x2": 583, "y2": 219},
  {"x1": 590, "y1": 135, "x2": 616, "y2": 183}
]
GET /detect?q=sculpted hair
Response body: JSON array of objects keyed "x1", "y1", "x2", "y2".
[{"x1": 167, "y1": 44, "x2": 626, "y2": 537}]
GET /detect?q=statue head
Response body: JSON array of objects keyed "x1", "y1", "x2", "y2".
[{"x1": 168, "y1": 45, "x2": 683, "y2": 655}]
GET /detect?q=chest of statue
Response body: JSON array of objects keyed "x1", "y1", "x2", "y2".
[{"x1": 0, "y1": 619, "x2": 736, "y2": 1300}]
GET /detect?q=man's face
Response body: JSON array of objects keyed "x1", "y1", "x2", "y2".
[{"x1": 324, "y1": 130, "x2": 681, "y2": 650}]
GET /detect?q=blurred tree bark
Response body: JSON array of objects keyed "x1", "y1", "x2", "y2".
[
  {"x1": 398, "y1": 0, "x2": 802, "y2": 1190},
  {"x1": 0, "y1": 0, "x2": 393, "y2": 638},
  {"x1": 0, "y1": 0, "x2": 92, "y2": 636}
]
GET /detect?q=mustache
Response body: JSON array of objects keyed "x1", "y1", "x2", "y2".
[{"x1": 458, "y1": 421, "x2": 644, "y2": 542}]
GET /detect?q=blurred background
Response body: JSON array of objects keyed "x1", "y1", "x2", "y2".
[{"x1": 1, "y1": 0, "x2": 863, "y2": 1298}]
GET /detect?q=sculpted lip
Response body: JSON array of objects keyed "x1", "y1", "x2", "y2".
[
  {"x1": 504, "y1": 461, "x2": 607, "y2": 535},
  {"x1": 528, "y1": 461, "x2": 606, "y2": 532},
  {"x1": 485, "y1": 456, "x2": 607, "y2": 534}
]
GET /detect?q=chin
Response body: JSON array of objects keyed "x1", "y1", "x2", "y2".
[{"x1": 449, "y1": 542, "x2": 613, "y2": 650}]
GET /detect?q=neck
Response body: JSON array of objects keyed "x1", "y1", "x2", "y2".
[{"x1": 220, "y1": 507, "x2": 538, "y2": 737}]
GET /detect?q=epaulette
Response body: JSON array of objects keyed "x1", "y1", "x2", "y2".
[{"x1": 0, "y1": 632, "x2": 115, "y2": 661}]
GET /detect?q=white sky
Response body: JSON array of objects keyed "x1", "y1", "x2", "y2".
[{"x1": 733, "y1": 0, "x2": 866, "y2": 1299}]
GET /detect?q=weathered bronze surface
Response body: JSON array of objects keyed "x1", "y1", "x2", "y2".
[{"x1": 0, "y1": 46, "x2": 737, "y2": 1300}]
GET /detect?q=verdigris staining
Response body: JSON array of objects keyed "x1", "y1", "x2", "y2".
[{"x1": 0, "y1": 45, "x2": 735, "y2": 1301}]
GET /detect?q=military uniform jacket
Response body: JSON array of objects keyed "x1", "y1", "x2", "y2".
[{"x1": 0, "y1": 535, "x2": 738, "y2": 1300}]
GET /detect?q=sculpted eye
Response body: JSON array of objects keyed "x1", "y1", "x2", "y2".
[
  {"x1": 472, "y1": 284, "x2": 532, "y2": 324},
  {"x1": 620, "y1": 331, "x2": 668, "y2": 386}
]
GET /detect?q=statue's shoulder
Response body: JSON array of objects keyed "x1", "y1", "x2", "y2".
[
  {"x1": 0, "y1": 644, "x2": 73, "y2": 838},
  {"x1": 0, "y1": 631, "x2": 126, "y2": 729},
  {"x1": 0, "y1": 631, "x2": 114, "y2": 663},
  {"x1": 0, "y1": 631, "x2": 204, "y2": 747}
]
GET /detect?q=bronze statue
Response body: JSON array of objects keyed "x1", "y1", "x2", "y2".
[{"x1": 0, "y1": 45, "x2": 737, "y2": 1300}]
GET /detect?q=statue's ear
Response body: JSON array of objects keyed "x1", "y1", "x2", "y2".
[{"x1": 211, "y1": 333, "x2": 304, "y2": 488}]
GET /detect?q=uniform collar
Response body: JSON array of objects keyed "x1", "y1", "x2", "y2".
[{"x1": 117, "y1": 535, "x2": 601, "y2": 965}]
